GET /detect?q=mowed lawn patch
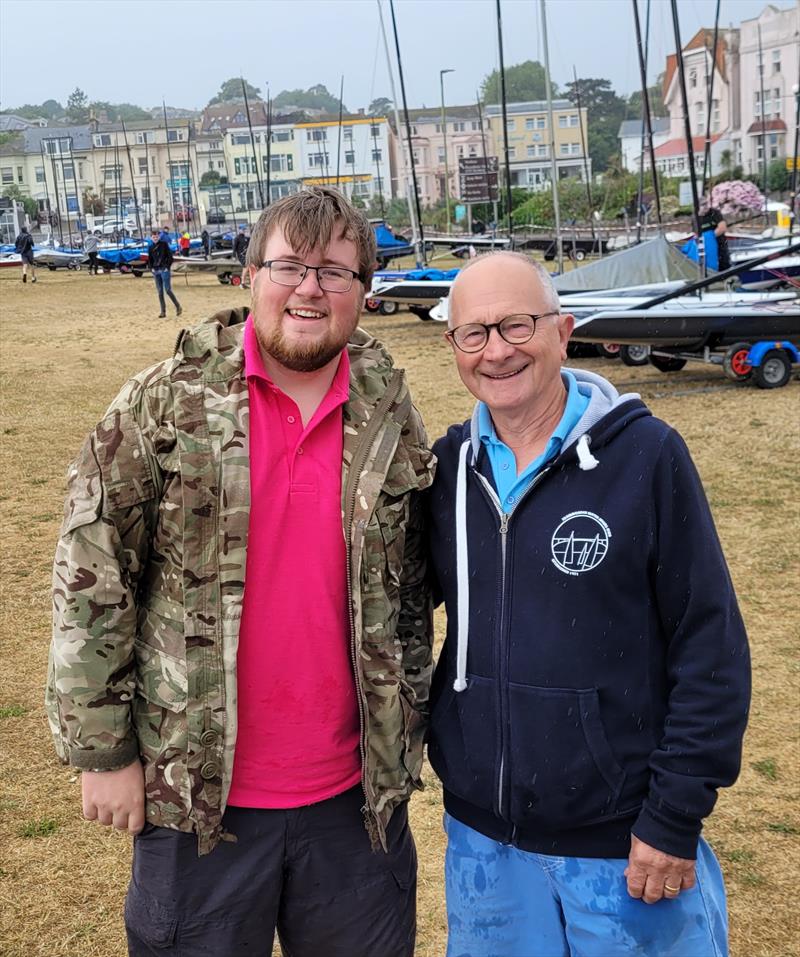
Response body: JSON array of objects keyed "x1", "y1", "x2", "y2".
[{"x1": 0, "y1": 270, "x2": 798, "y2": 957}]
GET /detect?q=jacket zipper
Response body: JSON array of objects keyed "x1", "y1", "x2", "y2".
[
  {"x1": 473, "y1": 463, "x2": 553, "y2": 825},
  {"x1": 343, "y1": 371, "x2": 403, "y2": 840}
]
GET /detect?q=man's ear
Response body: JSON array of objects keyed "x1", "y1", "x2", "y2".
[{"x1": 556, "y1": 312, "x2": 575, "y2": 360}]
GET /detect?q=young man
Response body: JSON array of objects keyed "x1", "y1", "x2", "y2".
[
  {"x1": 47, "y1": 187, "x2": 434, "y2": 957},
  {"x1": 147, "y1": 229, "x2": 182, "y2": 318},
  {"x1": 232, "y1": 223, "x2": 250, "y2": 288},
  {"x1": 14, "y1": 225, "x2": 36, "y2": 283},
  {"x1": 426, "y1": 252, "x2": 750, "y2": 956},
  {"x1": 83, "y1": 230, "x2": 101, "y2": 275}
]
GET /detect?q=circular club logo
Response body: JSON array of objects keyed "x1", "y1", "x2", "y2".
[{"x1": 551, "y1": 511, "x2": 611, "y2": 576}]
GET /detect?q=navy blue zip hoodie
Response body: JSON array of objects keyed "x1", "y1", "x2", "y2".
[{"x1": 426, "y1": 368, "x2": 750, "y2": 860}]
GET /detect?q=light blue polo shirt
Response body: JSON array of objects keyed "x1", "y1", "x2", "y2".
[{"x1": 477, "y1": 370, "x2": 590, "y2": 512}]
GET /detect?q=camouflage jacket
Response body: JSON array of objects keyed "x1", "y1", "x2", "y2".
[{"x1": 46, "y1": 307, "x2": 435, "y2": 855}]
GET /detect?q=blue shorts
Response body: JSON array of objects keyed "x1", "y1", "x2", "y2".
[{"x1": 444, "y1": 813, "x2": 728, "y2": 957}]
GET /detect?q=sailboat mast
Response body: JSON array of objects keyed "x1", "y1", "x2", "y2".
[
  {"x1": 57, "y1": 141, "x2": 74, "y2": 248},
  {"x1": 632, "y1": 0, "x2": 663, "y2": 229},
  {"x1": 495, "y1": 0, "x2": 514, "y2": 244},
  {"x1": 376, "y1": 0, "x2": 420, "y2": 254},
  {"x1": 121, "y1": 118, "x2": 143, "y2": 239},
  {"x1": 242, "y1": 78, "x2": 265, "y2": 208},
  {"x1": 265, "y1": 94, "x2": 272, "y2": 207},
  {"x1": 336, "y1": 76, "x2": 344, "y2": 188},
  {"x1": 634, "y1": 0, "x2": 651, "y2": 242},
  {"x1": 757, "y1": 24, "x2": 769, "y2": 226},
  {"x1": 48, "y1": 139, "x2": 63, "y2": 245},
  {"x1": 540, "y1": 0, "x2": 562, "y2": 270},
  {"x1": 669, "y1": 0, "x2": 702, "y2": 244},
  {"x1": 701, "y1": 0, "x2": 721, "y2": 194},
  {"x1": 388, "y1": 0, "x2": 426, "y2": 265},
  {"x1": 790, "y1": 63, "x2": 800, "y2": 239},
  {"x1": 572, "y1": 66, "x2": 596, "y2": 242},
  {"x1": 162, "y1": 101, "x2": 178, "y2": 231}
]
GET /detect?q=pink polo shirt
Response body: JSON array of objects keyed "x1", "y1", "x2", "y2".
[{"x1": 227, "y1": 317, "x2": 361, "y2": 808}]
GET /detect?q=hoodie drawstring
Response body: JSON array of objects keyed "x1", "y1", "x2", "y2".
[
  {"x1": 576, "y1": 434, "x2": 599, "y2": 470},
  {"x1": 453, "y1": 440, "x2": 471, "y2": 692}
]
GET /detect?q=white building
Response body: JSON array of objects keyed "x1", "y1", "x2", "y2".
[{"x1": 618, "y1": 118, "x2": 671, "y2": 172}]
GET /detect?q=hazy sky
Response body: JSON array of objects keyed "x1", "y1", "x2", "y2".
[{"x1": 0, "y1": 0, "x2": 788, "y2": 115}]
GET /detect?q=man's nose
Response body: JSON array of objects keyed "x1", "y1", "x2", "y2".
[
  {"x1": 296, "y1": 267, "x2": 324, "y2": 295},
  {"x1": 482, "y1": 325, "x2": 516, "y2": 360}
]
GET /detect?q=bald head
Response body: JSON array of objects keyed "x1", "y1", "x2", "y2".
[{"x1": 449, "y1": 252, "x2": 560, "y2": 328}]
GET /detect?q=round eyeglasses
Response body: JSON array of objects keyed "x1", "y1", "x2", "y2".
[
  {"x1": 257, "y1": 259, "x2": 365, "y2": 293},
  {"x1": 445, "y1": 312, "x2": 557, "y2": 353}
]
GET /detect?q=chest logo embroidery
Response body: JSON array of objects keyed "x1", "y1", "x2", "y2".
[{"x1": 551, "y1": 511, "x2": 611, "y2": 576}]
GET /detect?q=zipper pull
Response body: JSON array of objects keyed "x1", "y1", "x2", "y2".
[{"x1": 500, "y1": 512, "x2": 509, "y2": 534}]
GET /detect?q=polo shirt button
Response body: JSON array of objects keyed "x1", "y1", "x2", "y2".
[
  {"x1": 507, "y1": 495, "x2": 515, "y2": 505},
  {"x1": 502, "y1": 462, "x2": 509, "y2": 470},
  {"x1": 287, "y1": 415, "x2": 296, "y2": 424},
  {"x1": 297, "y1": 446, "x2": 304, "y2": 455}
]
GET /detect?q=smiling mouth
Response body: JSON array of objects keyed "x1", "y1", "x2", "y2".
[
  {"x1": 285, "y1": 307, "x2": 327, "y2": 320},
  {"x1": 483, "y1": 363, "x2": 529, "y2": 380}
]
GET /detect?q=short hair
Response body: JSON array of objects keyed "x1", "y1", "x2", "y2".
[
  {"x1": 448, "y1": 251, "x2": 560, "y2": 327},
  {"x1": 246, "y1": 186, "x2": 377, "y2": 289}
]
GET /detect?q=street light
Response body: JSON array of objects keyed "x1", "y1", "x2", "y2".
[{"x1": 440, "y1": 68, "x2": 455, "y2": 233}]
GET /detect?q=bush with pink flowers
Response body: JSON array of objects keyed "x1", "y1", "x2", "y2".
[{"x1": 707, "y1": 180, "x2": 765, "y2": 219}]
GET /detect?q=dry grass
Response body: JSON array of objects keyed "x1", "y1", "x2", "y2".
[{"x1": 1, "y1": 268, "x2": 798, "y2": 957}]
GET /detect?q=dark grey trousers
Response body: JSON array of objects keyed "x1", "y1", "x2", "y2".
[{"x1": 125, "y1": 787, "x2": 416, "y2": 957}]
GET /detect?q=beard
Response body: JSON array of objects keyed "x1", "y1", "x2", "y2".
[{"x1": 254, "y1": 310, "x2": 358, "y2": 373}]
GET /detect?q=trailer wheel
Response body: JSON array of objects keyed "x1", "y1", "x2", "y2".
[
  {"x1": 754, "y1": 349, "x2": 792, "y2": 389},
  {"x1": 722, "y1": 342, "x2": 753, "y2": 382},
  {"x1": 620, "y1": 344, "x2": 650, "y2": 366},
  {"x1": 231, "y1": 274, "x2": 242, "y2": 286},
  {"x1": 574, "y1": 249, "x2": 586, "y2": 262},
  {"x1": 379, "y1": 301, "x2": 398, "y2": 316},
  {"x1": 649, "y1": 355, "x2": 687, "y2": 373},
  {"x1": 218, "y1": 273, "x2": 231, "y2": 284},
  {"x1": 596, "y1": 343, "x2": 620, "y2": 359},
  {"x1": 364, "y1": 298, "x2": 381, "y2": 313},
  {"x1": 47, "y1": 263, "x2": 57, "y2": 271},
  {"x1": 410, "y1": 305, "x2": 433, "y2": 321}
]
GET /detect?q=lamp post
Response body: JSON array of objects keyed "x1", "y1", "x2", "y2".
[
  {"x1": 790, "y1": 82, "x2": 799, "y2": 239},
  {"x1": 440, "y1": 68, "x2": 454, "y2": 233}
]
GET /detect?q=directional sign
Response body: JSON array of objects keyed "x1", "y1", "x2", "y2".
[{"x1": 458, "y1": 156, "x2": 499, "y2": 203}]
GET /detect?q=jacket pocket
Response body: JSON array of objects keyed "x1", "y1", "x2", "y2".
[
  {"x1": 133, "y1": 640, "x2": 188, "y2": 713},
  {"x1": 507, "y1": 684, "x2": 625, "y2": 829},
  {"x1": 428, "y1": 675, "x2": 497, "y2": 809},
  {"x1": 399, "y1": 693, "x2": 425, "y2": 787}
]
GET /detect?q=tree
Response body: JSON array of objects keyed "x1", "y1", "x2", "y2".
[
  {"x1": 1, "y1": 184, "x2": 39, "y2": 220},
  {"x1": 207, "y1": 78, "x2": 262, "y2": 106},
  {"x1": 4, "y1": 99, "x2": 63, "y2": 120},
  {"x1": 66, "y1": 87, "x2": 89, "y2": 123},
  {"x1": 627, "y1": 74, "x2": 666, "y2": 117},
  {"x1": 564, "y1": 77, "x2": 627, "y2": 173},
  {"x1": 766, "y1": 158, "x2": 789, "y2": 193},
  {"x1": 82, "y1": 188, "x2": 104, "y2": 216},
  {"x1": 273, "y1": 84, "x2": 345, "y2": 114},
  {"x1": 368, "y1": 97, "x2": 393, "y2": 117},
  {"x1": 481, "y1": 60, "x2": 556, "y2": 104},
  {"x1": 90, "y1": 101, "x2": 151, "y2": 122},
  {"x1": 199, "y1": 170, "x2": 221, "y2": 187}
]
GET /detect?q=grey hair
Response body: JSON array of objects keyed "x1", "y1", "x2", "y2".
[{"x1": 448, "y1": 250, "x2": 561, "y2": 327}]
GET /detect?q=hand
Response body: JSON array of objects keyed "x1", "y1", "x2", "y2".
[
  {"x1": 81, "y1": 761, "x2": 146, "y2": 835},
  {"x1": 624, "y1": 834, "x2": 696, "y2": 903}
]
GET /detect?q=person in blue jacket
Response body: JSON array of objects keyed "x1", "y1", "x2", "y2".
[{"x1": 426, "y1": 251, "x2": 750, "y2": 957}]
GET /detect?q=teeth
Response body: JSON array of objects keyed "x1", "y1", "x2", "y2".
[
  {"x1": 487, "y1": 368, "x2": 523, "y2": 379},
  {"x1": 289, "y1": 309, "x2": 325, "y2": 318}
]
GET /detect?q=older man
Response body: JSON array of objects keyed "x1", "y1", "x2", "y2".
[
  {"x1": 426, "y1": 252, "x2": 750, "y2": 956},
  {"x1": 47, "y1": 187, "x2": 433, "y2": 957}
]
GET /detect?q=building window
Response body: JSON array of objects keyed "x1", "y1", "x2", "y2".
[
  {"x1": 1, "y1": 167, "x2": 13, "y2": 184},
  {"x1": 272, "y1": 130, "x2": 292, "y2": 142},
  {"x1": 508, "y1": 146, "x2": 516, "y2": 159},
  {"x1": 345, "y1": 150, "x2": 355, "y2": 164},
  {"x1": 135, "y1": 131, "x2": 154, "y2": 145},
  {"x1": 453, "y1": 121, "x2": 465, "y2": 132},
  {"x1": 231, "y1": 133, "x2": 250, "y2": 145},
  {"x1": 537, "y1": 144, "x2": 548, "y2": 157},
  {"x1": 560, "y1": 143, "x2": 570, "y2": 155},
  {"x1": 138, "y1": 157, "x2": 149, "y2": 175},
  {"x1": 307, "y1": 129, "x2": 327, "y2": 142},
  {"x1": 266, "y1": 154, "x2": 293, "y2": 173},
  {"x1": 309, "y1": 153, "x2": 330, "y2": 168},
  {"x1": 506, "y1": 119, "x2": 515, "y2": 131},
  {"x1": 437, "y1": 147, "x2": 445, "y2": 162},
  {"x1": 371, "y1": 148, "x2": 382, "y2": 162},
  {"x1": 35, "y1": 166, "x2": 45, "y2": 183},
  {"x1": 772, "y1": 50, "x2": 781, "y2": 74},
  {"x1": 712, "y1": 99, "x2": 721, "y2": 132},
  {"x1": 16, "y1": 166, "x2": 23, "y2": 183},
  {"x1": 370, "y1": 123, "x2": 380, "y2": 136},
  {"x1": 689, "y1": 68, "x2": 697, "y2": 88},
  {"x1": 102, "y1": 165, "x2": 122, "y2": 185},
  {"x1": 558, "y1": 115, "x2": 568, "y2": 128},
  {"x1": 434, "y1": 123, "x2": 441, "y2": 133},
  {"x1": 774, "y1": 88, "x2": 782, "y2": 117},
  {"x1": 527, "y1": 144, "x2": 536, "y2": 157},
  {"x1": 570, "y1": 143, "x2": 581, "y2": 155},
  {"x1": 167, "y1": 129, "x2": 185, "y2": 143},
  {"x1": 754, "y1": 91, "x2": 761, "y2": 117},
  {"x1": 62, "y1": 163, "x2": 75, "y2": 179},
  {"x1": 140, "y1": 187, "x2": 151, "y2": 203},
  {"x1": 570, "y1": 115, "x2": 579, "y2": 127},
  {"x1": 526, "y1": 118, "x2": 535, "y2": 131},
  {"x1": 536, "y1": 116, "x2": 546, "y2": 129},
  {"x1": 94, "y1": 134, "x2": 112, "y2": 147},
  {"x1": 342, "y1": 125, "x2": 353, "y2": 137},
  {"x1": 456, "y1": 146, "x2": 464, "y2": 158},
  {"x1": 411, "y1": 125, "x2": 417, "y2": 135},
  {"x1": 468, "y1": 145, "x2": 477, "y2": 157},
  {"x1": 769, "y1": 132, "x2": 779, "y2": 159},
  {"x1": 471, "y1": 120, "x2": 480, "y2": 130}
]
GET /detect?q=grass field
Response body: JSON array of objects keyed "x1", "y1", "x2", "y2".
[{"x1": 1, "y1": 267, "x2": 798, "y2": 956}]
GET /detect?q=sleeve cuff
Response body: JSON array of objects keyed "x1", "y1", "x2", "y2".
[
  {"x1": 632, "y1": 801, "x2": 703, "y2": 860},
  {"x1": 68, "y1": 738, "x2": 140, "y2": 772}
]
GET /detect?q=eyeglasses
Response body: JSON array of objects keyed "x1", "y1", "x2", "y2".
[
  {"x1": 257, "y1": 259, "x2": 365, "y2": 293},
  {"x1": 446, "y1": 312, "x2": 557, "y2": 353}
]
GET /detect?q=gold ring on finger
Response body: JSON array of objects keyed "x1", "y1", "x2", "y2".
[{"x1": 664, "y1": 884, "x2": 680, "y2": 894}]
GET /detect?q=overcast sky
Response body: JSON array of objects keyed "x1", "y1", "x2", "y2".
[{"x1": 0, "y1": 0, "x2": 788, "y2": 116}]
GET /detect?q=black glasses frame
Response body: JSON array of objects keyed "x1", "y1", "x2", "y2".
[
  {"x1": 256, "y1": 259, "x2": 365, "y2": 292},
  {"x1": 445, "y1": 312, "x2": 558, "y2": 353}
]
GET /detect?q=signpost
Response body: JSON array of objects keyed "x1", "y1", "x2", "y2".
[{"x1": 458, "y1": 156, "x2": 499, "y2": 204}]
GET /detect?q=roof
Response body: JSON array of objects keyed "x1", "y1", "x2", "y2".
[
  {"x1": 405, "y1": 104, "x2": 481, "y2": 122},
  {"x1": 484, "y1": 99, "x2": 576, "y2": 116},
  {"x1": 0, "y1": 114, "x2": 34, "y2": 132},
  {"x1": 618, "y1": 118, "x2": 671, "y2": 138},
  {"x1": 663, "y1": 28, "x2": 735, "y2": 99},
  {"x1": 653, "y1": 133, "x2": 721, "y2": 158},
  {"x1": 21, "y1": 125, "x2": 94, "y2": 153},
  {"x1": 746, "y1": 118, "x2": 787, "y2": 134}
]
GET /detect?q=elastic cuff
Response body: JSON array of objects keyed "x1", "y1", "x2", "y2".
[
  {"x1": 632, "y1": 804, "x2": 702, "y2": 860},
  {"x1": 69, "y1": 738, "x2": 139, "y2": 771}
]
